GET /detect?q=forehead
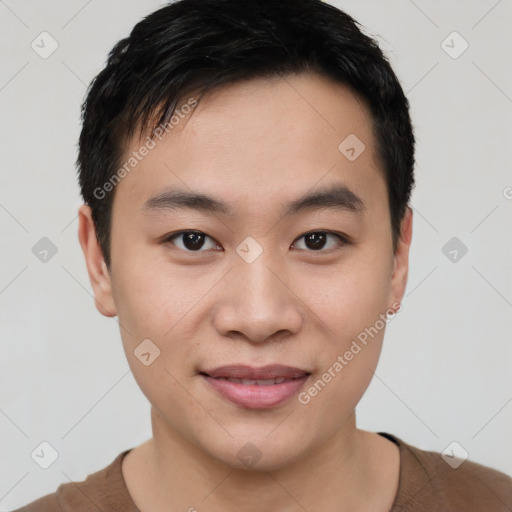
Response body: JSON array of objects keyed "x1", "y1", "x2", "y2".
[{"x1": 114, "y1": 72, "x2": 384, "y2": 215}]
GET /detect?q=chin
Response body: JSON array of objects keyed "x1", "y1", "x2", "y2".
[{"x1": 204, "y1": 430, "x2": 310, "y2": 472}]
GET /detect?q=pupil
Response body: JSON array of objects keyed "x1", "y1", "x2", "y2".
[
  {"x1": 180, "y1": 232, "x2": 328, "y2": 251},
  {"x1": 183, "y1": 232, "x2": 204, "y2": 250},
  {"x1": 305, "y1": 232, "x2": 326, "y2": 250}
]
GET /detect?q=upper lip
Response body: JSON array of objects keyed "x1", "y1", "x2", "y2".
[{"x1": 201, "y1": 364, "x2": 310, "y2": 380}]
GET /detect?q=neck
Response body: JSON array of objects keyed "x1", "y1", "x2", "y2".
[{"x1": 122, "y1": 407, "x2": 398, "y2": 512}]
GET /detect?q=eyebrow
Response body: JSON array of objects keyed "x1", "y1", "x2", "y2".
[{"x1": 141, "y1": 183, "x2": 364, "y2": 217}]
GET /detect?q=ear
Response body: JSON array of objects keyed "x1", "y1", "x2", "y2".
[
  {"x1": 77, "y1": 204, "x2": 117, "y2": 317},
  {"x1": 388, "y1": 206, "x2": 413, "y2": 312}
]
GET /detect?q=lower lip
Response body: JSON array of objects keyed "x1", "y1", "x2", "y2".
[{"x1": 202, "y1": 375, "x2": 310, "y2": 409}]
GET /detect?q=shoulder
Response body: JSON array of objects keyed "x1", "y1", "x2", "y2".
[
  {"x1": 9, "y1": 449, "x2": 137, "y2": 512},
  {"x1": 9, "y1": 492, "x2": 60, "y2": 512},
  {"x1": 382, "y1": 432, "x2": 512, "y2": 512}
]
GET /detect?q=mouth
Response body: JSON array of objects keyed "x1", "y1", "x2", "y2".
[{"x1": 199, "y1": 364, "x2": 311, "y2": 409}]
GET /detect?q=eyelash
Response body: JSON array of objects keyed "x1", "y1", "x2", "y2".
[{"x1": 162, "y1": 230, "x2": 350, "y2": 253}]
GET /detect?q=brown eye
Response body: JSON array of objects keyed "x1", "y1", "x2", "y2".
[
  {"x1": 167, "y1": 231, "x2": 220, "y2": 252},
  {"x1": 292, "y1": 231, "x2": 346, "y2": 251}
]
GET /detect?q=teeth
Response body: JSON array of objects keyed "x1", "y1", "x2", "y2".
[
  {"x1": 219, "y1": 377, "x2": 288, "y2": 385},
  {"x1": 258, "y1": 378, "x2": 281, "y2": 386}
]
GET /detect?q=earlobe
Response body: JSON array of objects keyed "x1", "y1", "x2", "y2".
[
  {"x1": 389, "y1": 207, "x2": 413, "y2": 310},
  {"x1": 77, "y1": 204, "x2": 117, "y2": 317}
]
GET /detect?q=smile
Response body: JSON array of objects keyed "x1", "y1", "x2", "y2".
[{"x1": 199, "y1": 365, "x2": 311, "y2": 409}]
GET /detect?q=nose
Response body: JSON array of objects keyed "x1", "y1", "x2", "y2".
[{"x1": 211, "y1": 255, "x2": 304, "y2": 344}]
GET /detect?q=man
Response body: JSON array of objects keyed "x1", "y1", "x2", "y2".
[{"x1": 14, "y1": 0, "x2": 512, "y2": 510}]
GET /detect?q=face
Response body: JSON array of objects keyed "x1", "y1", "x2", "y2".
[{"x1": 79, "y1": 72, "x2": 411, "y2": 471}]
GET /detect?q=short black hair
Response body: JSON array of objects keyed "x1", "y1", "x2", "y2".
[{"x1": 77, "y1": 0, "x2": 415, "y2": 267}]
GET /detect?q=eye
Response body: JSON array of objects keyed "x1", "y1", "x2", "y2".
[
  {"x1": 162, "y1": 230, "x2": 348, "y2": 253},
  {"x1": 291, "y1": 231, "x2": 347, "y2": 251},
  {"x1": 164, "y1": 231, "x2": 221, "y2": 252}
]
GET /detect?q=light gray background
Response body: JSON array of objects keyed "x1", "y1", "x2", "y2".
[{"x1": 1, "y1": 0, "x2": 511, "y2": 508}]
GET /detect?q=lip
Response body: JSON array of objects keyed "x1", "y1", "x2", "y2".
[
  {"x1": 201, "y1": 364, "x2": 310, "y2": 380},
  {"x1": 200, "y1": 365, "x2": 311, "y2": 409}
]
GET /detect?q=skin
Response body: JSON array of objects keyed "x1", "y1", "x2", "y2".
[{"x1": 79, "y1": 72, "x2": 413, "y2": 512}]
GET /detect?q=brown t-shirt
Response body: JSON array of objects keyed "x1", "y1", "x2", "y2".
[{"x1": 11, "y1": 433, "x2": 512, "y2": 511}]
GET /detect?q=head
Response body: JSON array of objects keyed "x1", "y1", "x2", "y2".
[{"x1": 78, "y1": 0, "x2": 414, "y2": 470}]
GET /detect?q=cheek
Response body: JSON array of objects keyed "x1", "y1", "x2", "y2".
[
  {"x1": 296, "y1": 273, "x2": 390, "y2": 424},
  {"x1": 110, "y1": 267, "x2": 199, "y2": 414},
  {"x1": 293, "y1": 251, "x2": 393, "y2": 415},
  {"x1": 300, "y1": 252, "x2": 393, "y2": 339},
  {"x1": 110, "y1": 260, "x2": 223, "y2": 386},
  {"x1": 112, "y1": 259, "x2": 208, "y2": 338}
]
